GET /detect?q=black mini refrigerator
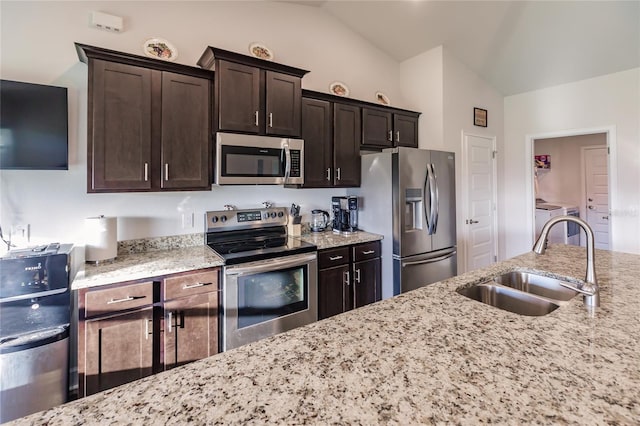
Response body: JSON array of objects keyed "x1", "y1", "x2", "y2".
[{"x1": 0, "y1": 244, "x2": 75, "y2": 423}]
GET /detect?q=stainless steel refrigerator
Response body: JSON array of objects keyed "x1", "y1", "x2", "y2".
[{"x1": 351, "y1": 147, "x2": 457, "y2": 297}]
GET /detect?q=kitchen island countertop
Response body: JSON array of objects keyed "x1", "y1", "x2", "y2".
[{"x1": 23, "y1": 245, "x2": 640, "y2": 424}]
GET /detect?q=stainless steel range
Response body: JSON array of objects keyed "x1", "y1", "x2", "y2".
[{"x1": 205, "y1": 207, "x2": 317, "y2": 351}]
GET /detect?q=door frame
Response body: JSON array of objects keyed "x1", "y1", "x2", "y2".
[
  {"x1": 580, "y1": 145, "x2": 611, "y2": 248},
  {"x1": 460, "y1": 131, "x2": 498, "y2": 274},
  {"x1": 525, "y1": 125, "x2": 616, "y2": 249}
]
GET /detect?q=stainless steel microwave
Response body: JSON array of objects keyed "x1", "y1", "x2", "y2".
[{"x1": 215, "y1": 132, "x2": 304, "y2": 185}]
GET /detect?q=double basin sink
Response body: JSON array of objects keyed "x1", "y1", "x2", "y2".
[{"x1": 457, "y1": 271, "x2": 579, "y2": 316}]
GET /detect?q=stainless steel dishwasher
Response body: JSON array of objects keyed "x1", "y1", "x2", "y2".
[{"x1": 0, "y1": 244, "x2": 75, "y2": 423}]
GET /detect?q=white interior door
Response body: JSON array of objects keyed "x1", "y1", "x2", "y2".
[
  {"x1": 462, "y1": 133, "x2": 497, "y2": 272},
  {"x1": 583, "y1": 146, "x2": 609, "y2": 249}
]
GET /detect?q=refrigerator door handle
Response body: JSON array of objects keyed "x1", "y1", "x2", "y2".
[
  {"x1": 431, "y1": 163, "x2": 439, "y2": 233},
  {"x1": 423, "y1": 165, "x2": 431, "y2": 231},
  {"x1": 402, "y1": 250, "x2": 456, "y2": 267},
  {"x1": 427, "y1": 163, "x2": 438, "y2": 235}
]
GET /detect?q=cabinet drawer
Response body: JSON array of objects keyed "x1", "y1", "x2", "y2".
[
  {"x1": 164, "y1": 269, "x2": 219, "y2": 301},
  {"x1": 85, "y1": 281, "x2": 154, "y2": 318},
  {"x1": 318, "y1": 246, "x2": 350, "y2": 269},
  {"x1": 353, "y1": 241, "x2": 381, "y2": 262}
]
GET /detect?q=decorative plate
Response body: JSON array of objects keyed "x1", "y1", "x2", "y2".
[
  {"x1": 248, "y1": 42, "x2": 274, "y2": 61},
  {"x1": 375, "y1": 91, "x2": 390, "y2": 106},
  {"x1": 143, "y1": 38, "x2": 178, "y2": 61},
  {"x1": 329, "y1": 81, "x2": 350, "y2": 97}
]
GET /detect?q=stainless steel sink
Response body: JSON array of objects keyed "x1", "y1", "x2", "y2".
[
  {"x1": 456, "y1": 283, "x2": 560, "y2": 316},
  {"x1": 493, "y1": 271, "x2": 578, "y2": 302}
]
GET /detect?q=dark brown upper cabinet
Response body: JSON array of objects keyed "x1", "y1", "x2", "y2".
[
  {"x1": 300, "y1": 98, "x2": 333, "y2": 188},
  {"x1": 76, "y1": 43, "x2": 213, "y2": 193},
  {"x1": 299, "y1": 94, "x2": 361, "y2": 188},
  {"x1": 333, "y1": 103, "x2": 361, "y2": 187},
  {"x1": 198, "y1": 47, "x2": 308, "y2": 138},
  {"x1": 362, "y1": 107, "x2": 420, "y2": 149}
]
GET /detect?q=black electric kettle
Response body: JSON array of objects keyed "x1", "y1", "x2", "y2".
[{"x1": 311, "y1": 209, "x2": 330, "y2": 232}]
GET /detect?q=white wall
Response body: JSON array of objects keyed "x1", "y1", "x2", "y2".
[
  {"x1": 399, "y1": 46, "x2": 444, "y2": 148},
  {"x1": 534, "y1": 134, "x2": 605, "y2": 205},
  {"x1": 0, "y1": 1, "x2": 405, "y2": 247},
  {"x1": 503, "y1": 68, "x2": 640, "y2": 257}
]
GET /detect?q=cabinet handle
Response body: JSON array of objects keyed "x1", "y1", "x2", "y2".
[
  {"x1": 182, "y1": 282, "x2": 211, "y2": 289},
  {"x1": 355, "y1": 268, "x2": 361, "y2": 283},
  {"x1": 167, "y1": 311, "x2": 173, "y2": 333},
  {"x1": 144, "y1": 163, "x2": 149, "y2": 182},
  {"x1": 388, "y1": 130, "x2": 393, "y2": 142},
  {"x1": 269, "y1": 112, "x2": 273, "y2": 128},
  {"x1": 326, "y1": 168, "x2": 331, "y2": 181},
  {"x1": 145, "y1": 318, "x2": 152, "y2": 340},
  {"x1": 255, "y1": 111, "x2": 259, "y2": 126},
  {"x1": 396, "y1": 131, "x2": 400, "y2": 142},
  {"x1": 343, "y1": 271, "x2": 350, "y2": 312},
  {"x1": 107, "y1": 296, "x2": 136, "y2": 304},
  {"x1": 361, "y1": 250, "x2": 375, "y2": 255},
  {"x1": 329, "y1": 255, "x2": 343, "y2": 261},
  {"x1": 164, "y1": 163, "x2": 169, "y2": 181},
  {"x1": 336, "y1": 167, "x2": 341, "y2": 181}
]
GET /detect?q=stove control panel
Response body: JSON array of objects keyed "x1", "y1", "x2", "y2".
[{"x1": 206, "y1": 207, "x2": 288, "y2": 231}]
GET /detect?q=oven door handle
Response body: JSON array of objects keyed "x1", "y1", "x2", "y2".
[{"x1": 224, "y1": 253, "x2": 317, "y2": 276}]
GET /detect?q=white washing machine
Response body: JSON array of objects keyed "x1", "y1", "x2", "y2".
[
  {"x1": 535, "y1": 202, "x2": 581, "y2": 246},
  {"x1": 535, "y1": 204, "x2": 565, "y2": 243}
]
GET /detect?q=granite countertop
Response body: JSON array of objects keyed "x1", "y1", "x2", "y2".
[
  {"x1": 72, "y1": 231, "x2": 382, "y2": 290},
  {"x1": 21, "y1": 244, "x2": 640, "y2": 424},
  {"x1": 72, "y1": 246, "x2": 225, "y2": 290},
  {"x1": 297, "y1": 229, "x2": 383, "y2": 250}
]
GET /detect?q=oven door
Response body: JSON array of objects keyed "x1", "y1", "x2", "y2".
[
  {"x1": 222, "y1": 252, "x2": 317, "y2": 351},
  {"x1": 215, "y1": 132, "x2": 304, "y2": 185}
]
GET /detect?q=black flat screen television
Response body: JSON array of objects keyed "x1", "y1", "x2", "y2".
[{"x1": 0, "y1": 79, "x2": 69, "y2": 170}]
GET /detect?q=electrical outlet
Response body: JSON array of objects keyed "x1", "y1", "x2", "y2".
[
  {"x1": 181, "y1": 212, "x2": 194, "y2": 229},
  {"x1": 10, "y1": 224, "x2": 31, "y2": 245}
]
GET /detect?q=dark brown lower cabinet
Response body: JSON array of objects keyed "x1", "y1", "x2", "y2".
[
  {"x1": 84, "y1": 308, "x2": 154, "y2": 396},
  {"x1": 353, "y1": 257, "x2": 381, "y2": 308},
  {"x1": 163, "y1": 291, "x2": 218, "y2": 370},
  {"x1": 318, "y1": 241, "x2": 381, "y2": 320},
  {"x1": 318, "y1": 264, "x2": 351, "y2": 320},
  {"x1": 79, "y1": 268, "x2": 220, "y2": 398}
]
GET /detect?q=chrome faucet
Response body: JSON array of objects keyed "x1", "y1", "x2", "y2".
[{"x1": 532, "y1": 215, "x2": 599, "y2": 307}]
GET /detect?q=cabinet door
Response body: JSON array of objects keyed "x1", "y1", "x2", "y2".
[
  {"x1": 90, "y1": 60, "x2": 152, "y2": 191},
  {"x1": 362, "y1": 108, "x2": 393, "y2": 148},
  {"x1": 333, "y1": 103, "x2": 361, "y2": 187},
  {"x1": 84, "y1": 308, "x2": 154, "y2": 396},
  {"x1": 394, "y1": 114, "x2": 419, "y2": 148},
  {"x1": 265, "y1": 71, "x2": 302, "y2": 137},
  {"x1": 318, "y1": 265, "x2": 351, "y2": 320},
  {"x1": 353, "y1": 257, "x2": 381, "y2": 308},
  {"x1": 217, "y1": 60, "x2": 260, "y2": 133},
  {"x1": 160, "y1": 72, "x2": 211, "y2": 189},
  {"x1": 164, "y1": 291, "x2": 218, "y2": 370},
  {"x1": 301, "y1": 98, "x2": 332, "y2": 188}
]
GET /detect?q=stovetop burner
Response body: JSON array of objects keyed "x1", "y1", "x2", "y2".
[
  {"x1": 212, "y1": 236, "x2": 287, "y2": 255},
  {"x1": 205, "y1": 207, "x2": 317, "y2": 265}
]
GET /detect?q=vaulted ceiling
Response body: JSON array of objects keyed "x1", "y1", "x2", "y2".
[{"x1": 281, "y1": 1, "x2": 640, "y2": 95}]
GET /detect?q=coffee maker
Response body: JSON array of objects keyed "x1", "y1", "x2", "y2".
[{"x1": 332, "y1": 196, "x2": 358, "y2": 234}]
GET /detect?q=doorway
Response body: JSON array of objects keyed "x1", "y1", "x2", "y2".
[
  {"x1": 461, "y1": 132, "x2": 498, "y2": 273},
  {"x1": 529, "y1": 128, "x2": 613, "y2": 250}
]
